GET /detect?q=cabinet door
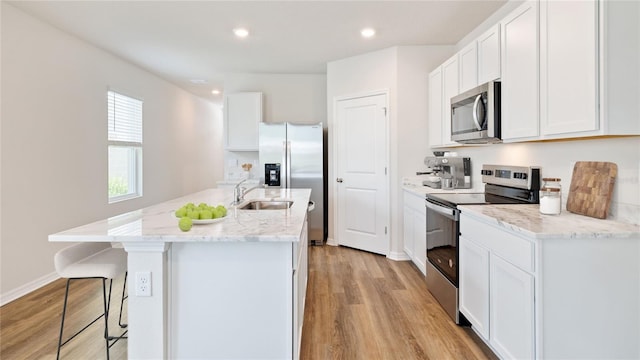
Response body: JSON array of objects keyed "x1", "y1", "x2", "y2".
[
  {"x1": 540, "y1": 0, "x2": 598, "y2": 136},
  {"x1": 442, "y1": 56, "x2": 459, "y2": 145},
  {"x1": 293, "y1": 219, "x2": 308, "y2": 360},
  {"x1": 459, "y1": 236, "x2": 490, "y2": 340},
  {"x1": 428, "y1": 67, "x2": 443, "y2": 147},
  {"x1": 413, "y1": 204, "x2": 427, "y2": 275},
  {"x1": 459, "y1": 41, "x2": 479, "y2": 93},
  {"x1": 478, "y1": 24, "x2": 501, "y2": 84},
  {"x1": 501, "y1": 1, "x2": 539, "y2": 140},
  {"x1": 490, "y1": 254, "x2": 535, "y2": 360},
  {"x1": 225, "y1": 92, "x2": 262, "y2": 151},
  {"x1": 403, "y1": 203, "x2": 415, "y2": 259}
]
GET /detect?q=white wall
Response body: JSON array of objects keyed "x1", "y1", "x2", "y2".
[
  {"x1": 438, "y1": 137, "x2": 640, "y2": 224},
  {"x1": 221, "y1": 73, "x2": 327, "y2": 181},
  {"x1": 0, "y1": 3, "x2": 224, "y2": 304},
  {"x1": 327, "y1": 46, "x2": 455, "y2": 258}
]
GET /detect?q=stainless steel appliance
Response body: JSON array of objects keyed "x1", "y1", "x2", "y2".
[
  {"x1": 423, "y1": 156, "x2": 472, "y2": 189},
  {"x1": 451, "y1": 81, "x2": 501, "y2": 144},
  {"x1": 259, "y1": 122, "x2": 325, "y2": 244},
  {"x1": 425, "y1": 164, "x2": 540, "y2": 324}
]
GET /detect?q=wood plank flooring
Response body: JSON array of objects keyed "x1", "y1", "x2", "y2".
[
  {"x1": 300, "y1": 245, "x2": 496, "y2": 360},
  {"x1": 1, "y1": 245, "x2": 496, "y2": 359}
]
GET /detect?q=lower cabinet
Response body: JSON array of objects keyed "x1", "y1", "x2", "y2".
[
  {"x1": 460, "y1": 210, "x2": 640, "y2": 359},
  {"x1": 490, "y1": 254, "x2": 535, "y2": 360},
  {"x1": 459, "y1": 236, "x2": 490, "y2": 340},
  {"x1": 403, "y1": 190, "x2": 426, "y2": 274},
  {"x1": 459, "y1": 213, "x2": 535, "y2": 359},
  {"x1": 293, "y1": 219, "x2": 308, "y2": 360}
]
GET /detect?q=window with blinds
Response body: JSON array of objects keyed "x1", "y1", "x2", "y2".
[{"x1": 108, "y1": 90, "x2": 143, "y2": 203}]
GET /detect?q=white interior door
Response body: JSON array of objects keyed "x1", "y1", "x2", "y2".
[{"x1": 335, "y1": 93, "x2": 388, "y2": 255}]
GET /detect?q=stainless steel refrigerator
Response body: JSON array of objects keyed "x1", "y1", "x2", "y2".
[{"x1": 259, "y1": 122, "x2": 325, "y2": 244}]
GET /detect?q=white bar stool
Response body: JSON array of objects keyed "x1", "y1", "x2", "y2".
[{"x1": 54, "y1": 242, "x2": 128, "y2": 359}]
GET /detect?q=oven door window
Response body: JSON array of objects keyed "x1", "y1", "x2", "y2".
[{"x1": 426, "y1": 204, "x2": 458, "y2": 285}]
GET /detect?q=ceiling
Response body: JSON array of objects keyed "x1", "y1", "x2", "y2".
[{"x1": 8, "y1": 1, "x2": 507, "y2": 103}]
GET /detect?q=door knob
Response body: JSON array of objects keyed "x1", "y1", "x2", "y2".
[{"x1": 336, "y1": 178, "x2": 343, "y2": 183}]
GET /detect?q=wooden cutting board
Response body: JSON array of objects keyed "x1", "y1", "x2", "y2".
[{"x1": 566, "y1": 161, "x2": 617, "y2": 219}]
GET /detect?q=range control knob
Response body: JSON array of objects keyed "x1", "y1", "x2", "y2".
[{"x1": 481, "y1": 169, "x2": 493, "y2": 176}]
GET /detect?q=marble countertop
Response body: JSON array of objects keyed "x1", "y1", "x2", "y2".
[
  {"x1": 402, "y1": 182, "x2": 483, "y2": 198},
  {"x1": 216, "y1": 179, "x2": 259, "y2": 186},
  {"x1": 49, "y1": 188, "x2": 311, "y2": 243},
  {"x1": 459, "y1": 204, "x2": 640, "y2": 239}
]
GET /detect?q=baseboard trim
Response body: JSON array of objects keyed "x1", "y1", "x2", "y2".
[
  {"x1": 0, "y1": 272, "x2": 59, "y2": 306},
  {"x1": 388, "y1": 251, "x2": 411, "y2": 261},
  {"x1": 326, "y1": 237, "x2": 338, "y2": 247}
]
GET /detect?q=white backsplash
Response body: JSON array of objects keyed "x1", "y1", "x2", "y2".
[
  {"x1": 224, "y1": 151, "x2": 259, "y2": 181},
  {"x1": 432, "y1": 136, "x2": 640, "y2": 225}
]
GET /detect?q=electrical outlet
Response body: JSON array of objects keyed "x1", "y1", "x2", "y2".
[{"x1": 135, "y1": 271, "x2": 151, "y2": 297}]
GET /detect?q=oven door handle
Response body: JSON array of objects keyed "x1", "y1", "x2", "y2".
[{"x1": 425, "y1": 200, "x2": 458, "y2": 221}]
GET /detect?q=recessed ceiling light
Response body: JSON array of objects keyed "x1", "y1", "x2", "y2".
[
  {"x1": 189, "y1": 79, "x2": 207, "y2": 84},
  {"x1": 211, "y1": 89, "x2": 221, "y2": 95},
  {"x1": 233, "y1": 28, "x2": 249, "y2": 38},
  {"x1": 361, "y1": 28, "x2": 376, "y2": 38}
]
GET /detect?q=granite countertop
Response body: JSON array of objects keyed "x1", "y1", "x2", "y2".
[
  {"x1": 459, "y1": 204, "x2": 640, "y2": 239},
  {"x1": 49, "y1": 188, "x2": 311, "y2": 243}
]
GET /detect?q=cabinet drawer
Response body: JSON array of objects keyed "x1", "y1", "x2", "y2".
[
  {"x1": 460, "y1": 214, "x2": 534, "y2": 273},
  {"x1": 403, "y1": 191, "x2": 426, "y2": 213}
]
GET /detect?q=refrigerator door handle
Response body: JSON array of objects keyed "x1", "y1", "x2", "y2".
[
  {"x1": 285, "y1": 140, "x2": 292, "y2": 188},
  {"x1": 281, "y1": 140, "x2": 287, "y2": 188}
]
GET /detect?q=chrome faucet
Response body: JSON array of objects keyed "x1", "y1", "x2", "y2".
[{"x1": 233, "y1": 179, "x2": 265, "y2": 204}]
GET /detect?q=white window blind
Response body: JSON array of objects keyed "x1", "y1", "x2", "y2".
[
  {"x1": 108, "y1": 91, "x2": 142, "y2": 144},
  {"x1": 108, "y1": 90, "x2": 143, "y2": 203}
]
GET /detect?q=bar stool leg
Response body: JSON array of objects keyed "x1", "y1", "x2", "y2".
[
  {"x1": 56, "y1": 279, "x2": 72, "y2": 360},
  {"x1": 118, "y1": 272, "x2": 128, "y2": 328}
]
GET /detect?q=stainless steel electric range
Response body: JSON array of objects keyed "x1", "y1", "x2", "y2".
[{"x1": 425, "y1": 164, "x2": 540, "y2": 324}]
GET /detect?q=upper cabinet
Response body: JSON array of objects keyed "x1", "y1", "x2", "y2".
[
  {"x1": 459, "y1": 41, "x2": 478, "y2": 93},
  {"x1": 441, "y1": 55, "x2": 460, "y2": 146},
  {"x1": 428, "y1": 67, "x2": 444, "y2": 147},
  {"x1": 224, "y1": 92, "x2": 263, "y2": 151},
  {"x1": 428, "y1": 0, "x2": 638, "y2": 147},
  {"x1": 540, "y1": 0, "x2": 639, "y2": 138},
  {"x1": 500, "y1": 1, "x2": 540, "y2": 141},
  {"x1": 540, "y1": 0, "x2": 598, "y2": 136},
  {"x1": 477, "y1": 24, "x2": 501, "y2": 84}
]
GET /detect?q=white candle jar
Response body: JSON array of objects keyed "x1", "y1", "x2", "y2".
[{"x1": 539, "y1": 178, "x2": 562, "y2": 215}]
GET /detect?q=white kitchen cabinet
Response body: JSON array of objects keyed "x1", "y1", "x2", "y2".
[
  {"x1": 459, "y1": 41, "x2": 478, "y2": 93},
  {"x1": 224, "y1": 92, "x2": 262, "y2": 151},
  {"x1": 460, "y1": 212, "x2": 535, "y2": 359},
  {"x1": 539, "y1": 0, "x2": 639, "y2": 138},
  {"x1": 428, "y1": 67, "x2": 444, "y2": 148},
  {"x1": 293, "y1": 218, "x2": 308, "y2": 360},
  {"x1": 459, "y1": 235, "x2": 490, "y2": 340},
  {"x1": 441, "y1": 55, "x2": 459, "y2": 146},
  {"x1": 490, "y1": 254, "x2": 535, "y2": 360},
  {"x1": 402, "y1": 190, "x2": 426, "y2": 275},
  {"x1": 477, "y1": 24, "x2": 501, "y2": 84},
  {"x1": 460, "y1": 208, "x2": 640, "y2": 360},
  {"x1": 540, "y1": 0, "x2": 598, "y2": 136},
  {"x1": 500, "y1": 1, "x2": 539, "y2": 141}
]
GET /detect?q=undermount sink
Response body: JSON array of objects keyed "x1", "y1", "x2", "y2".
[{"x1": 238, "y1": 200, "x2": 294, "y2": 210}]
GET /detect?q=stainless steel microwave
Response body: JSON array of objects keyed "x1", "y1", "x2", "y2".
[{"x1": 450, "y1": 81, "x2": 501, "y2": 144}]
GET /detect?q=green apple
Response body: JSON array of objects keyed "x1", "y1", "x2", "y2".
[
  {"x1": 178, "y1": 217, "x2": 192, "y2": 232},
  {"x1": 200, "y1": 209, "x2": 213, "y2": 219},
  {"x1": 175, "y1": 207, "x2": 188, "y2": 218},
  {"x1": 187, "y1": 210, "x2": 200, "y2": 220}
]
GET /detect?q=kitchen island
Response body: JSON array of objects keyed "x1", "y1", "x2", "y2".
[{"x1": 49, "y1": 188, "x2": 311, "y2": 359}]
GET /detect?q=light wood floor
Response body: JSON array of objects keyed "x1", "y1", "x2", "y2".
[{"x1": 1, "y1": 245, "x2": 495, "y2": 359}]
